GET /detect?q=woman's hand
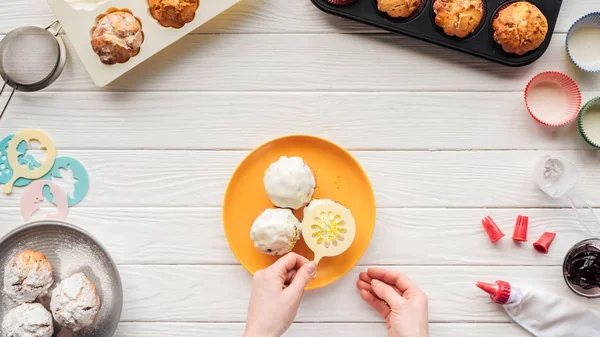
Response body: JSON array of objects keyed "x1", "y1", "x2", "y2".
[
  {"x1": 357, "y1": 268, "x2": 429, "y2": 337},
  {"x1": 244, "y1": 253, "x2": 317, "y2": 337}
]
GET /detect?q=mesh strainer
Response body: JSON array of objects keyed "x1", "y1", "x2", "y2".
[{"x1": 0, "y1": 21, "x2": 66, "y2": 121}]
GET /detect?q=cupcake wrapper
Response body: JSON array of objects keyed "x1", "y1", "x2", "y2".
[
  {"x1": 567, "y1": 12, "x2": 600, "y2": 72},
  {"x1": 577, "y1": 96, "x2": 600, "y2": 148},
  {"x1": 524, "y1": 71, "x2": 582, "y2": 127},
  {"x1": 327, "y1": 0, "x2": 358, "y2": 5}
]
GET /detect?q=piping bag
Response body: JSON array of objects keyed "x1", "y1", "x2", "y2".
[{"x1": 477, "y1": 280, "x2": 600, "y2": 336}]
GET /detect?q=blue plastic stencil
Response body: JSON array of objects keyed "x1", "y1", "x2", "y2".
[
  {"x1": 0, "y1": 134, "x2": 39, "y2": 188},
  {"x1": 41, "y1": 157, "x2": 89, "y2": 207}
]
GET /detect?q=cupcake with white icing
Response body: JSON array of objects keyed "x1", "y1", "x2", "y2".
[
  {"x1": 250, "y1": 208, "x2": 301, "y2": 255},
  {"x1": 3, "y1": 250, "x2": 54, "y2": 304},
  {"x1": 51, "y1": 273, "x2": 101, "y2": 332},
  {"x1": 303, "y1": 198, "x2": 335, "y2": 217},
  {"x1": 2, "y1": 303, "x2": 53, "y2": 337},
  {"x1": 264, "y1": 156, "x2": 316, "y2": 210}
]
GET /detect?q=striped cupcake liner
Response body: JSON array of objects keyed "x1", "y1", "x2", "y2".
[
  {"x1": 524, "y1": 71, "x2": 582, "y2": 127},
  {"x1": 327, "y1": 0, "x2": 357, "y2": 5},
  {"x1": 566, "y1": 12, "x2": 600, "y2": 72},
  {"x1": 577, "y1": 97, "x2": 600, "y2": 148}
]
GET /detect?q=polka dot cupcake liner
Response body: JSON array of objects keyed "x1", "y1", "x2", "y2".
[
  {"x1": 567, "y1": 12, "x2": 600, "y2": 72},
  {"x1": 524, "y1": 71, "x2": 582, "y2": 127},
  {"x1": 577, "y1": 97, "x2": 600, "y2": 148}
]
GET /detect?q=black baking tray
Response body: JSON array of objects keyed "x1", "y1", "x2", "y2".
[{"x1": 311, "y1": 0, "x2": 563, "y2": 66}]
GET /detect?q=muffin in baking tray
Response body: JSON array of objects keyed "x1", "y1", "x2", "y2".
[
  {"x1": 91, "y1": 9, "x2": 144, "y2": 65},
  {"x1": 433, "y1": 0, "x2": 484, "y2": 38},
  {"x1": 149, "y1": 0, "x2": 200, "y2": 29},
  {"x1": 3, "y1": 250, "x2": 54, "y2": 304},
  {"x1": 492, "y1": 2, "x2": 548, "y2": 55},
  {"x1": 377, "y1": 0, "x2": 422, "y2": 18}
]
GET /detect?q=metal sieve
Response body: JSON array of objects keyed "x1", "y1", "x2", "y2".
[{"x1": 0, "y1": 21, "x2": 66, "y2": 121}]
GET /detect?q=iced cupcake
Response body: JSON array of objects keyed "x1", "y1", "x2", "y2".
[
  {"x1": 250, "y1": 208, "x2": 302, "y2": 255},
  {"x1": 264, "y1": 156, "x2": 316, "y2": 210},
  {"x1": 492, "y1": 2, "x2": 548, "y2": 55},
  {"x1": 91, "y1": 10, "x2": 144, "y2": 65},
  {"x1": 303, "y1": 198, "x2": 335, "y2": 217}
]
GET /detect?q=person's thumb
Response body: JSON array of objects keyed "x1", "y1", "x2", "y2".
[
  {"x1": 371, "y1": 279, "x2": 406, "y2": 309},
  {"x1": 286, "y1": 261, "x2": 317, "y2": 295}
]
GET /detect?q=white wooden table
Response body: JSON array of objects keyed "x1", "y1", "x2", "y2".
[{"x1": 1, "y1": 0, "x2": 600, "y2": 336}]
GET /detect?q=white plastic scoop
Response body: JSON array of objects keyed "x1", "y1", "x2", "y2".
[
  {"x1": 534, "y1": 155, "x2": 600, "y2": 236},
  {"x1": 301, "y1": 203, "x2": 356, "y2": 264}
]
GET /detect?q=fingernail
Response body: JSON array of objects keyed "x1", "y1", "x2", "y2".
[
  {"x1": 306, "y1": 262, "x2": 317, "y2": 277},
  {"x1": 371, "y1": 279, "x2": 382, "y2": 288}
]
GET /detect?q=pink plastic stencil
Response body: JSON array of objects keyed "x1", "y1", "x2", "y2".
[{"x1": 20, "y1": 180, "x2": 68, "y2": 221}]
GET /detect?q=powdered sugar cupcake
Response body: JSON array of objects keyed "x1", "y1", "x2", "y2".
[
  {"x1": 3, "y1": 250, "x2": 54, "y2": 304},
  {"x1": 51, "y1": 272, "x2": 101, "y2": 331},
  {"x1": 2, "y1": 303, "x2": 53, "y2": 337}
]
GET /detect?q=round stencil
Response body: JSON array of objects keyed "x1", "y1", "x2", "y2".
[
  {"x1": 302, "y1": 203, "x2": 356, "y2": 264},
  {"x1": 3, "y1": 130, "x2": 56, "y2": 195},
  {"x1": 20, "y1": 180, "x2": 68, "y2": 221},
  {"x1": 0, "y1": 134, "x2": 39, "y2": 187},
  {"x1": 41, "y1": 156, "x2": 90, "y2": 207}
]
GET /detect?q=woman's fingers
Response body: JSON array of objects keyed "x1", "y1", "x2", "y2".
[
  {"x1": 359, "y1": 271, "x2": 373, "y2": 284},
  {"x1": 269, "y1": 253, "x2": 310, "y2": 283},
  {"x1": 359, "y1": 289, "x2": 390, "y2": 319},
  {"x1": 359, "y1": 271, "x2": 403, "y2": 296},
  {"x1": 367, "y1": 268, "x2": 421, "y2": 297},
  {"x1": 371, "y1": 279, "x2": 407, "y2": 309}
]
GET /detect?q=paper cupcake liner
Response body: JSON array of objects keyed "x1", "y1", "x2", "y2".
[
  {"x1": 567, "y1": 12, "x2": 600, "y2": 72},
  {"x1": 327, "y1": 0, "x2": 357, "y2": 5},
  {"x1": 577, "y1": 96, "x2": 600, "y2": 148},
  {"x1": 524, "y1": 71, "x2": 582, "y2": 127}
]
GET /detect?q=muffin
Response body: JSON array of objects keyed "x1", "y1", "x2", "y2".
[
  {"x1": 250, "y1": 208, "x2": 302, "y2": 255},
  {"x1": 433, "y1": 0, "x2": 484, "y2": 38},
  {"x1": 492, "y1": 2, "x2": 548, "y2": 55},
  {"x1": 264, "y1": 156, "x2": 316, "y2": 210},
  {"x1": 2, "y1": 303, "x2": 53, "y2": 337},
  {"x1": 377, "y1": 0, "x2": 422, "y2": 18},
  {"x1": 149, "y1": 0, "x2": 200, "y2": 28},
  {"x1": 51, "y1": 273, "x2": 101, "y2": 332},
  {"x1": 91, "y1": 10, "x2": 144, "y2": 65},
  {"x1": 3, "y1": 250, "x2": 54, "y2": 304},
  {"x1": 303, "y1": 198, "x2": 335, "y2": 217}
]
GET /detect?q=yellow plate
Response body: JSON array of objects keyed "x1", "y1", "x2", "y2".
[{"x1": 223, "y1": 135, "x2": 376, "y2": 289}]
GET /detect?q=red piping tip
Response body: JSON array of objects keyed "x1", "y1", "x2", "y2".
[
  {"x1": 476, "y1": 280, "x2": 511, "y2": 304},
  {"x1": 481, "y1": 216, "x2": 505, "y2": 243},
  {"x1": 513, "y1": 215, "x2": 529, "y2": 242},
  {"x1": 476, "y1": 281, "x2": 498, "y2": 296},
  {"x1": 533, "y1": 232, "x2": 556, "y2": 254}
]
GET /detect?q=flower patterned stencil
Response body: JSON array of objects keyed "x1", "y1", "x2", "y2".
[{"x1": 311, "y1": 211, "x2": 348, "y2": 248}]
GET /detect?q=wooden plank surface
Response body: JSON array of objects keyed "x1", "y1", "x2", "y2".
[
  {"x1": 1, "y1": 91, "x2": 597, "y2": 151},
  {"x1": 2, "y1": 150, "x2": 600, "y2": 208},
  {"x1": 2, "y1": 33, "x2": 597, "y2": 92},
  {"x1": 114, "y1": 322, "x2": 531, "y2": 337},
  {"x1": 0, "y1": 207, "x2": 588, "y2": 266},
  {"x1": 116, "y1": 265, "x2": 600, "y2": 322},
  {"x1": 0, "y1": 0, "x2": 596, "y2": 34}
]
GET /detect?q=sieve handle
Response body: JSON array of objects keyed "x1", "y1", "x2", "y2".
[
  {"x1": 45, "y1": 20, "x2": 63, "y2": 36},
  {"x1": 0, "y1": 82, "x2": 16, "y2": 122}
]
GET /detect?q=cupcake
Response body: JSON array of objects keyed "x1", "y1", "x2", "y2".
[
  {"x1": 148, "y1": 0, "x2": 200, "y2": 29},
  {"x1": 250, "y1": 208, "x2": 302, "y2": 255},
  {"x1": 377, "y1": 0, "x2": 422, "y2": 18},
  {"x1": 303, "y1": 198, "x2": 335, "y2": 217},
  {"x1": 91, "y1": 10, "x2": 144, "y2": 65},
  {"x1": 492, "y1": 2, "x2": 548, "y2": 55},
  {"x1": 433, "y1": 0, "x2": 484, "y2": 38},
  {"x1": 3, "y1": 250, "x2": 54, "y2": 304},
  {"x1": 2, "y1": 303, "x2": 54, "y2": 337},
  {"x1": 51, "y1": 273, "x2": 101, "y2": 332},
  {"x1": 264, "y1": 156, "x2": 316, "y2": 210}
]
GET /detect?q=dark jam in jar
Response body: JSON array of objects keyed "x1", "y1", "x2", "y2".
[{"x1": 565, "y1": 244, "x2": 600, "y2": 290}]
